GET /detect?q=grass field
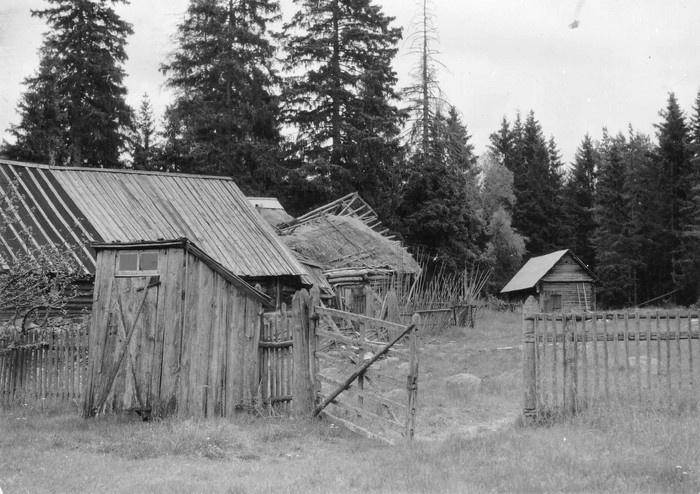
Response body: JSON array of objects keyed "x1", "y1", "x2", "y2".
[{"x1": 1, "y1": 309, "x2": 699, "y2": 493}]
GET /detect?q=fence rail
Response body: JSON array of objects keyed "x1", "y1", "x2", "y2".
[
  {"x1": 523, "y1": 310, "x2": 700, "y2": 420},
  {"x1": 0, "y1": 318, "x2": 89, "y2": 405}
]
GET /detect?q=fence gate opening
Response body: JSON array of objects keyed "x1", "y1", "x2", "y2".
[{"x1": 312, "y1": 306, "x2": 420, "y2": 444}]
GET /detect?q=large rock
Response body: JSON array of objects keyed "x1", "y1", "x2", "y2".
[{"x1": 445, "y1": 373, "x2": 482, "y2": 394}]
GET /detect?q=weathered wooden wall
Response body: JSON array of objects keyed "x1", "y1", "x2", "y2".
[
  {"x1": 177, "y1": 252, "x2": 262, "y2": 418},
  {"x1": 539, "y1": 256, "x2": 596, "y2": 311},
  {"x1": 84, "y1": 246, "x2": 263, "y2": 419}
]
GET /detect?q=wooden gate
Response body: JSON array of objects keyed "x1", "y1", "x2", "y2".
[
  {"x1": 259, "y1": 306, "x2": 294, "y2": 410},
  {"x1": 84, "y1": 275, "x2": 160, "y2": 416},
  {"x1": 312, "y1": 307, "x2": 420, "y2": 443}
]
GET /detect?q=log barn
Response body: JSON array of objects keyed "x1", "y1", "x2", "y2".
[
  {"x1": 500, "y1": 249, "x2": 599, "y2": 311},
  {"x1": 83, "y1": 239, "x2": 272, "y2": 418}
]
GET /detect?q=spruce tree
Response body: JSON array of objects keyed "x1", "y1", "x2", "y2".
[
  {"x1": 592, "y1": 131, "x2": 635, "y2": 307},
  {"x1": 3, "y1": 0, "x2": 133, "y2": 168},
  {"x1": 130, "y1": 93, "x2": 158, "y2": 170},
  {"x1": 490, "y1": 111, "x2": 563, "y2": 257},
  {"x1": 161, "y1": 0, "x2": 282, "y2": 195},
  {"x1": 281, "y1": 0, "x2": 404, "y2": 211},
  {"x1": 398, "y1": 110, "x2": 486, "y2": 271},
  {"x1": 655, "y1": 93, "x2": 694, "y2": 303},
  {"x1": 561, "y1": 134, "x2": 598, "y2": 268}
]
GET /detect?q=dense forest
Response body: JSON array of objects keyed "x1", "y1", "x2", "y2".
[{"x1": 2, "y1": 0, "x2": 699, "y2": 308}]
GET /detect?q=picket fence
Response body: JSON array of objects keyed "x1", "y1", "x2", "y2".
[
  {"x1": 523, "y1": 310, "x2": 700, "y2": 419},
  {"x1": 0, "y1": 318, "x2": 89, "y2": 405}
]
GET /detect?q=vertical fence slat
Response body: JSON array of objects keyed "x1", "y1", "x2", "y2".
[
  {"x1": 666, "y1": 314, "x2": 672, "y2": 402},
  {"x1": 552, "y1": 315, "x2": 559, "y2": 409},
  {"x1": 689, "y1": 312, "x2": 695, "y2": 397},
  {"x1": 646, "y1": 312, "x2": 652, "y2": 394},
  {"x1": 592, "y1": 313, "x2": 599, "y2": 401},
  {"x1": 676, "y1": 311, "x2": 682, "y2": 395},
  {"x1": 603, "y1": 314, "x2": 609, "y2": 401},
  {"x1": 634, "y1": 314, "x2": 641, "y2": 403},
  {"x1": 581, "y1": 314, "x2": 588, "y2": 409}
]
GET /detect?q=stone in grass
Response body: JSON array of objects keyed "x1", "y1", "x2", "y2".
[
  {"x1": 445, "y1": 373, "x2": 482, "y2": 394},
  {"x1": 386, "y1": 388, "x2": 406, "y2": 402}
]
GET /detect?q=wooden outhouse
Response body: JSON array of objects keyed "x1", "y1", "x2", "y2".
[
  {"x1": 83, "y1": 239, "x2": 272, "y2": 419},
  {"x1": 500, "y1": 249, "x2": 599, "y2": 311}
]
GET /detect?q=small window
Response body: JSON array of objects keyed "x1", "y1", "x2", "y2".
[
  {"x1": 117, "y1": 250, "x2": 159, "y2": 276},
  {"x1": 551, "y1": 294, "x2": 562, "y2": 311},
  {"x1": 139, "y1": 252, "x2": 159, "y2": 271},
  {"x1": 118, "y1": 252, "x2": 138, "y2": 271}
]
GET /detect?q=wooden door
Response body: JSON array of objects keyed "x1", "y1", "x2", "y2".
[{"x1": 92, "y1": 275, "x2": 160, "y2": 415}]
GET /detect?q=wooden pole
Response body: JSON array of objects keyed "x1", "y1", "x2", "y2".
[
  {"x1": 522, "y1": 312, "x2": 537, "y2": 421},
  {"x1": 292, "y1": 289, "x2": 314, "y2": 415},
  {"x1": 405, "y1": 313, "x2": 420, "y2": 441}
]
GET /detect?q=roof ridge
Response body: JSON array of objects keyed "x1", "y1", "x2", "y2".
[{"x1": 0, "y1": 159, "x2": 235, "y2": 181}]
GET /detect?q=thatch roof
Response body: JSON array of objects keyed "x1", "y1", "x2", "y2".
[{"x1": 280, "y1": 214, "x2": 420, "y2": 275}]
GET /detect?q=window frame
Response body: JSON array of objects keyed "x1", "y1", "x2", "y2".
[{"x1": 115, "y1": 250, "x2": 160, "y2": 277}]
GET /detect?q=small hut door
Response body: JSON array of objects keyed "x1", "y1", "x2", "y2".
[{"x1": 92, "y1": 275, "x2": 161, "y2": 414}]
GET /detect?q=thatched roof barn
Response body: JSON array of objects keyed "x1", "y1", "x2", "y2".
[
  {"x1": 501, "y1": 249, "x2": 599, "y2": 311},
  {"x1": 280, "y1": 214, "x2": 420, "y2": 286}
]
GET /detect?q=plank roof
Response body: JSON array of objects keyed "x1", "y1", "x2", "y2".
[
  {"x1": 0, "y1": 160, "x2": 307, "y2": 279},
  {"x1": 500, "y1": 249, "x2": 597, "y2": 294}
]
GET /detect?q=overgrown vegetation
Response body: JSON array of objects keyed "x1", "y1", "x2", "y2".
[
  {"x1": 0, "y1": 182, "x2": 81, "y2": 328},
  {"x1": 2, "y1": 310, "x2": 698, "y2": 493}
]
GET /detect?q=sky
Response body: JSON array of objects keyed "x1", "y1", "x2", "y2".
[{"x1": 1, "y1": 0, "x2": 699, "y2": 165}]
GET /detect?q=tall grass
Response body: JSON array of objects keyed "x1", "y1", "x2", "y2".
[{"x1": 1, "y1": 310, "x2": 698, "y2": 493}]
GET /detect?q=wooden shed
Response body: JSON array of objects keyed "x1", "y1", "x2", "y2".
[
  {"x1": 83, "y1": 239, "x2": 272, "y2": 419},
  {"x1": 500, "y1": 249, "x2": 599, "y2": 311}
]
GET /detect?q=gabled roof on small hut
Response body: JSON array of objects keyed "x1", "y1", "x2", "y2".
[
  {"x1": 0, "y1": 160, "x2": 308, "y2": 280},
  {"x1": 248, "y1": 197, "x2": 294, "y2": 227},
  {"x1": 500, "y1": 249, "x2": 598, "y2": 294},
  {"x1": 280, "y1": 214, "x2": 420, "y2": 275}
]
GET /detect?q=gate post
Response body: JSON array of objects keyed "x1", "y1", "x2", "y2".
[
  {"x1": 292, "y1": 289, "x2": 314, "y2": 415},
  {"x1": 523, "y1": 300, "x2": 538, "y2": 422},
  {"x1": 405, "y1": 313, "x2": 421, "y2": 441}
]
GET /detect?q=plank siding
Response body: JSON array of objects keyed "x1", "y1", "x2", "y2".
[{"x1": 86, "y1": 242, "x2": 265, "y2": 419}]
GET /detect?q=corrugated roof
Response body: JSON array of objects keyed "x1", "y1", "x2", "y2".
[
  {"x1": 0, "y1": 160, "x2": 308, "y2": 279},
  {"x1": 501, "y1": 249, "x2": 593, "y2": 293}
]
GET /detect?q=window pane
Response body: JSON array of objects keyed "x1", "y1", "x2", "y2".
[
  {"x1": 139, "y1": 252, "x2": 159, "y2": 271},
  {"x1": 118, "y1": 252, "x2": 138, "y2": 271}
]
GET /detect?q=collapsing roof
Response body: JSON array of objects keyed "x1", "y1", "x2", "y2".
[
  {"x1": 278, "y1": 192, "x2": 391, "y2": 237},
  {"x1": 0, "y1": 160, "x2": 308, "y2": 281},
  {"x1": 280, "y1": 214, "x2": 420, "y2": 276},
  {"x1": 500, "y1": 249, "x2": 598, "y2": 294}
]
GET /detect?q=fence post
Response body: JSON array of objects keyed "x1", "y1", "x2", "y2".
[
  {"x1": 405, "y1": 313, "x2": 421, "y2": 441},
  {"x1": 309, "y1": 286, "x2": 321, "y2": 408},
  {"x1": 522, "y1": 296, "x2": 538, "y2": 422},
  {"x1": 292, "y1": 289, "x2": 314, "y2": 415}
]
